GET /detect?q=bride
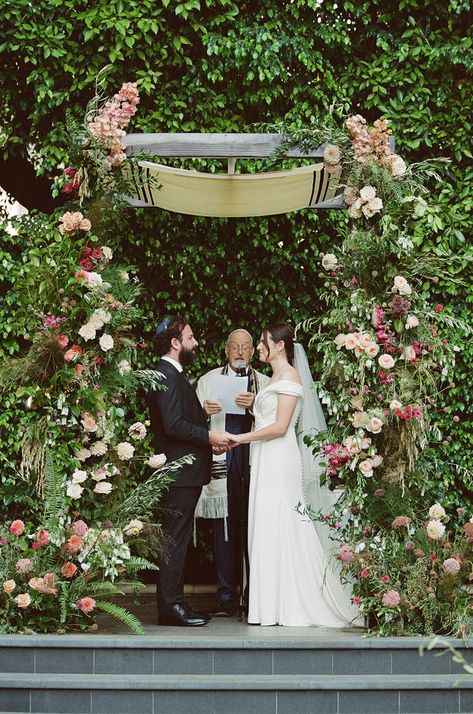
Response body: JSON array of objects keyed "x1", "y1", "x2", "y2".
[{"x1": 226, "y1": 322, "x2": 360, "y2": 627}]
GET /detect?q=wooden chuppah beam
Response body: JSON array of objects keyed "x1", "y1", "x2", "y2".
[{"x1": 124, "y1": 133, "x2": 328, "y2": 159}]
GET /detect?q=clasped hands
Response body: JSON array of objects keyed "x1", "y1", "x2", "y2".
[{"x1": 209, "y1": 430, "x2": 243, "y2": 454}]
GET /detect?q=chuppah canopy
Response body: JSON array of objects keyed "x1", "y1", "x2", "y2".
[
  {"x1": 122, "y1": 132, "x2": 364, "y2": 216},
  {"x1": 123, "y1": 160, "x2": 342, "y2": 217}
]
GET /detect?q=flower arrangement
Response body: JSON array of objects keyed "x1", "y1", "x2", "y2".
[
  {"x1": 0, "y1": 77, "x2": 189, "y2": 634},
  {"x1": 288, "y1": 114, "x2": 472, "y2": 636}
]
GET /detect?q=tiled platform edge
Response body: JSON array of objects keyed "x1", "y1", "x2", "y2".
[{"x1": 1, "y1": 634, "x2": 472, "y2": 713}]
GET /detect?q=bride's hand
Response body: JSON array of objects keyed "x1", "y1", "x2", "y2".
[{"x1": 226, "y1": 433, "x2": 243, "y2": 446}]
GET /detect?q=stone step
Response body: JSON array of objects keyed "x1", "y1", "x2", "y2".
[
  {"x1": 1, "y1": 672, "x2": 473, "y2": 713},
  {"x1": 0, "y1": 635, "x2": 470, "y2": 676}
]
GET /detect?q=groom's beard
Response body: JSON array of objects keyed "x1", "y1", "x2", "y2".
[{"x1": 179, "y1": 345, "x2": 197, "y2": 367}]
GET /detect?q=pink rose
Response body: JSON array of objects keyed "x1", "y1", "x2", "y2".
[
  {"x1": 367, "y1": 416, "x2": 383, "y2": 434},
  {"x1": 65, "y1": 535, "x2": 84, "y2": 553},
  {"x1": 9, "y1": 520, "x2": 25, "y2": 536},
  {"x1": 360, "y1": 569, "x2": 369, "y2": 578},
  {"x1": 61, "y1": 562, "x2": 78, "y2": 578},
  {"x1": 338, "y1": 544, "x2": 355, "y2": 563},
  {"x1": 36, "y1": 529, "x2": 49, "y2": 546},
  {"x1": 72, "y1": 520, "x2": 89, "y2": 537}
]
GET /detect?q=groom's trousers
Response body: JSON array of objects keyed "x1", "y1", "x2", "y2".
[{"x1": 156, "y1": 485, "x2": 202, "y2": 615}]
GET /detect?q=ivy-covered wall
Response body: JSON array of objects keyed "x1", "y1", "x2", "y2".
[{"x1": 1, "y1": 0, "x2": 471, "y2": 508}]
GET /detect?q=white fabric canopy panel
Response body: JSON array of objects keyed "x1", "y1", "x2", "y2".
[{"x1": 124, "y1": 160, "x2": 342, "y2": 217}]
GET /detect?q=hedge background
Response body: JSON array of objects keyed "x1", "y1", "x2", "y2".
[{"x1": 1, "y1": 0, "x2": 472, "y2": 520}]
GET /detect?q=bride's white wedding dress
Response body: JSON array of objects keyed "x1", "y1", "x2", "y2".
[{"x1": 247, "y1": 379, "x2": 360, "y2": 627}]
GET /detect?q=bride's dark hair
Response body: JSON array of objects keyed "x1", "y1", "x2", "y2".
[{"x1": 261, "y1": 322, "x2": 295, "y2": 364}]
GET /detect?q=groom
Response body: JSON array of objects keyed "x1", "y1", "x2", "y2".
[{"x1": 147, "y1": 315, "x2": 230, "y2": 626}]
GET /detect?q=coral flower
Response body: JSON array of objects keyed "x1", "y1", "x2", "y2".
[
  {"x1": 9, "y1": 520, "x2": 25, "y2": 536},
  {"x1": 76, "y1": 597, "x2": 96, "y2": 614}
]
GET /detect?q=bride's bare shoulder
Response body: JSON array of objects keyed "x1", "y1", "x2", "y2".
[{"x1": 280, "y1": 366, "x2": 302, "y2": 385}]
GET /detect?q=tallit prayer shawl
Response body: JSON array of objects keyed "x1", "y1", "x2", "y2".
[{"x1": 125, "y1": 161, "x2": 341, "y2": 217}]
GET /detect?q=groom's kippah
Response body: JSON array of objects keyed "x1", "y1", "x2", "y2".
[{"x1": 156, "y1": 318, "x2": 171, "y2": 336}]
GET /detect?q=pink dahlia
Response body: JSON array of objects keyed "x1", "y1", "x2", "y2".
[{"x1": 382, "y1": 590, "x2": 401, "y2": 607}]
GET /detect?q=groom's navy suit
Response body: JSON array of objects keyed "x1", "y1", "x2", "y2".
[{"x1": 147, "y1": 358, "x2": 212, "y2": 617}]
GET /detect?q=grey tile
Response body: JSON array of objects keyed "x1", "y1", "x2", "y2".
[
  {"x1": 213, "y1": 649, "x2": 272, "y2": 675},
  {"x1": 400, "y1": 689, "x2": 459, "y2": 713},
  {"x1": 214, "y1": 690, "x2": 275, "y2": 714},
  {"x1": 154, "y1": 649, "x2": 212, "y2": 674},
  {"x1": 460, "y1": 689, "x2": 473, "y2": 712},
  {"x1": 0, "y1": 647, "x2": 34, "y2": 673},
  {"x1": 274, "y1": 649, "x2": 332, "y2": 675},
  {"x1": 32, "y1": 688, "x2": 91, "y2": 713},
  {"x1": 0, "y1": 688, "x2": 30, "y2": 712},
  {"x1": 339, "y1": 689, "x2": 399, "y2": 713},
  {"x1": 91, "y1": 689, "x2": 153, "y2": 713},
  {"x1": 153, "y1": 691, "x2": 215, "y2": 714},
  {"x1": 36, "y1": 647, "x2": 93, "y2": 674},
  {"x1": 94, "y1": 648, "x2": 153, "y2": 674},
  {"x1": 277, "y1": 690, "x2": 337, "y2": 713},
  {"x1": 392, "y1": 649, "x2": 450, "y2": 674},
  {"x1": 333, "y1": 650, "x2": 391, "y2": 675}
]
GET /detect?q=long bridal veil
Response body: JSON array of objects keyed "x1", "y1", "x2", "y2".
[{"x1": 293, "y1": 342, "x2": 361, "y2": 624}]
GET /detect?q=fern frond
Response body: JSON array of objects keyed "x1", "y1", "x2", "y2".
[
  {"x1": 95, "y1": 600, "x2": 144, "y2": 635},
  {"x1": 126, "y1": 557, "x2": 159, "y2": 572}
]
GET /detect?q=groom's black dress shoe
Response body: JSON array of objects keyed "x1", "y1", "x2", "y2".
[{"x1": 158, "y1": 602, "x2": 208, "y2": 627}]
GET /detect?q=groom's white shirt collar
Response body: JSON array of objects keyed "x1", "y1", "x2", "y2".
[{"x1": 162, "y1": 355, "x2": 183, "y2": 373}]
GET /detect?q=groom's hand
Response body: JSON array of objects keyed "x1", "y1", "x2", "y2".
[
  {"x1": 234, "y1": 391, "x2": 255, "y2": 409},
  {"x1": 209, "y1": 430, "x2": 230, "y2": 447}
]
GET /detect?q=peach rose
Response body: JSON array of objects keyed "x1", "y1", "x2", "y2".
[
  {"x1": 365, "y1": 342, "x2": 380, "y2": 357},
  {"x1": 14, "y1": 593, "x2": 31, "y2": 608},
  {"x1": 3, "y1": 580, "x2": 16, "y2": 594},
  {"x1": 359, "y1": 459, "x2": 374, "y2": 478},
  {"x1": 65, "y1": 535, "x2": 84, "y2": 553}
]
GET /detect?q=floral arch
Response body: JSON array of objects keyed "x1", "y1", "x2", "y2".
[{"x1": 0, "y1": 75, "x2": 471, "y2": 637}]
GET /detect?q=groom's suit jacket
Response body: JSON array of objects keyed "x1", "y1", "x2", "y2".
[{"x1": 147, "y1": 359, "x2": 212, "y2": 488}]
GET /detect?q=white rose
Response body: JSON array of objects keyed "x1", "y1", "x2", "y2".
[
  {"x1": 148, "y1": 453, "x2": 167, "y2": 469},
  {"x1": 359, "y1": 185, "x2": 376, "y2": 201},
  {"x1": 91, "y1": 468, "x2": 110, "y2": 481},
  {"x1": 393, "y1": 275, "x2": 412, "y2": 295},
  {"x1": 368, "y1": 196, "x2": 383, "y2": 213},
  {"x1": 72, "y1": 470, "x2": 88, "y2": 484},
  {"x1": 429, "y1": 503, "x2": 446, "y2": 520},
  {"x1": 360, "y1": 437, "x2": 371, "y2": 450},
  {"x1": 378, "y1": 354, "x2": 395, "y2": 369},
  {"x1": 389, "y1": 400, "x2": 402, "y2": 410},
  {"x1": 365, "y1": 342, "x2": 380, "y2": 357},
  {"x1": 367, "y1": 416, "x2": 383, "y2": 434},
  {"x1": 343, "y1": 436, "x2": 359, "y2": 455},
  {"x1": 334, "y1": 334, "x2": 347, "y2": 348},
  {"x1": 361, "y1": 203, "x2": 376, "y2": 219},
  {"x1": 359, "y1": 459, "x2": 374, "y2": 478},
  {"x1": 123, "y1": 519, "x2": 144, "y2": 537},
  {"x1": 78, "y1": 323, "x2": 96, "y2": 341},
  {"x1": 344, "y1": 334, "x2": 358, "y2": 350},
  {"x1": 372, "y1": 454, "x2": 383, "y2": 467},
  {"x1": 405, "y1": 315, "x2": 419, "y2": 329},
  {"x1": 119, "y1": 271, "x2": 130, "y2": 283},
  {"x1": 388, "y1": 154, "x2": 407, "y2": 176},
  {"x1": 321, "y1": 253, "x2": 338, "y2": 271},
  {"x1": 348, "y1": 204, "x2": 363, "y2": 219},
  {"x1": 118, "y1": 359, "x2": 132, "y2": 375},
  {"x1": 101, "y1": 246, "x2": 113, "y2": 260},
  {"x1": 67, "y1": 483, "x2": 84, "y2": 499},
  {"x1": 74, "y1": 448, "x2": 91, "y2": 462},
  {"x1": 99, "y1": 334, "x2": 114, "y2": 352},
  {"x1": 116, "y1": 442, "x2": 135, "y2": 461},
  {"x1": 426, "y1": 519, "x2": 446, "y2": 540},
  {"x1": 93, "y1": 481, "x2": 113, "y2": 495},
  {"x1": 87, "y1": 272, "x2": 103, "y2": 288},
  {"x1": 89, "y1": 441, "x2": 108, "y2": 456}
]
